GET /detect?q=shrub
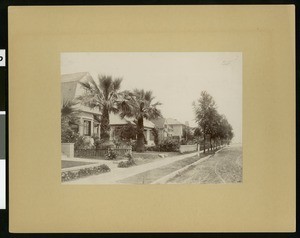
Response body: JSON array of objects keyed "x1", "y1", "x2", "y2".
[
  {"x1": 180, "y1": 139, "x2": 195, "y2": 145},
  {"x1": 61, "y1": 116, "x2": 80, "y2": 143},
  {"x1": 118, "y1": 152, "x2": 136, "y2": 168},
  {"x1": 61, "y1": 127, "x2": 80, "y2": 143},
  {"x1": 114, "y1": 124, "x2": 137, "y2": 141},
  {"x1": 91, "y1": 135, "x2": 103, "y2": 149},
  {"x1": 94, "y1": 138, "x2": 103, "y2": 149},
  {"x1": 146, "y1": 146, "x2": 160, "y2": 151},
  {"x1": 105, "y1": 148, "x2": 117, "y2": 160},
  {"x1": 130, "y1": 140, "x2": 137, "y2": 151},
  {"x1": 95, "y1": 164, "x2": 111, "y2": 172},
  {"x1": 118, "y1": 159, "x2": 136, "y2": 168},
  {"x1": 117, "y1": 161, "x2": 128, "y2": 168},
  {"x1": 158, "y1": 138, "x2": 180, "y2": 152},
  {"x1": 61, "y1": 164, "x2": 110, "y2": 182},
  {"x1": 113, "y1": 139, "x2": 132, "y2": 147},
  {"x1": 187, "y1": 140, "x2": 195, "y2": 145},
  {"x1": 75, "y1": 136, "x2": 95, "y2": 150},
  {"x1": 180, "y1": 139, "x2": 187, "y2": 145}
]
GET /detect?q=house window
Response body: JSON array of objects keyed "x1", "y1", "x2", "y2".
[
  {"x1": 83, "y1": 120, "x2": 91, "y2": 136},
  {"x1": 150, "y1": 131, "x2": 154, "y2": 141},
  {"x1": 94, "y1": 123, "x2": 100, "y2": 136}
]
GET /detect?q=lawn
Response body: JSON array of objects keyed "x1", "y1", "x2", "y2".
[
  {"x1": 62, "y1": 160, "x2": 97, "y2": 169},
  {"x1": 132, "y1": 151, "x2": 181, "y2": 166},
  {"x1": 132, "y1": 151, "x2": 180, "y2": 159}
]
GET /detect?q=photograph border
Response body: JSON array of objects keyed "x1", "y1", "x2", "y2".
[{"x1": 1, "y1": 1, "x2": 296, "y2": 236}]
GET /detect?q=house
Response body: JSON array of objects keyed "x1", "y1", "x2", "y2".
[
  {"x1": 109, "y1": 114, "x2": 155, "y2": 146},
  {"x1": 61, "y1": 72, "x2": 155, "y2": 146},
  {"x1": 61, "y1": 72, "x2": 101, "y2": 138},
  {"x1": 151, "y1": 117, "x2": 185, "y2": 141}
]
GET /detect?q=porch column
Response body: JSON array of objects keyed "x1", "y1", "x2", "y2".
[
  {"x1": 109, "y1": 127, "x2": 115, "y2": 141},
  {"x1": 79, "y1": 117, "x2": 84, "y2": 136},
  {"x1": 90, "y1": 119, "x2": 94, "y2": 136},
  {"x1": 146, "y1": 129, "x2": 150, "y2": 145}
]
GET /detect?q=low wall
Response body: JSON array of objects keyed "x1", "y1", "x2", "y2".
[
  {"x1": 179, "y1": 144, "x2": 197, "y2": 153},
  {"x1": 62, "y1": 143, "x2": 74, "y2": 158}
]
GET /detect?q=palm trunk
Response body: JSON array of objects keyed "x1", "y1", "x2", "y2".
[
  {"x1": 100, "y1": 106, "x2": 110, "y2": 141},
  {"x1": 136, "y1": 116, "x2": 145, "y2": 152}
]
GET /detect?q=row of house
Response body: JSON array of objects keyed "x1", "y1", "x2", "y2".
[{"x1": 61, "y1": 72, "x2": 188, "y2": 146}]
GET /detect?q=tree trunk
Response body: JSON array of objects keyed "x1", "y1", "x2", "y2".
[
  {"x1": 210, "y1": 137, "x2": 212, "y2": 151},
  {"x1": 203, "y1": 134, "x2": 206, "y2": 153},
  {"x1": 100, "y1": 106, "x2": 110, "y2": 141},
  {"x1": 136, "y1": 116, "x2": 145, "y2": 152}
]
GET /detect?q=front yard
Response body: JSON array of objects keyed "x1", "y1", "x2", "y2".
[
  {"x1": 61, "y1": 150, "x2": 199, "y2": 183},
  {"x1": 132, "y1": 151, "x2": 180, "y2": 165},
  {"x1": 62, "y1": 160, "x2": 97, "y2": 169}
]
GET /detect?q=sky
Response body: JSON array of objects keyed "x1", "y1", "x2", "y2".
[{"x1": 61, "y1": 52, "x2": 242, "y2": 143}]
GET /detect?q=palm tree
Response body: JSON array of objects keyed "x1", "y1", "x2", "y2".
[
  {"x1": 61, "y1": 100, "x2": 80, "y2": 143},
  {"x1": 78, "y1": 75, "x2": 122, "y2": 142},
  {"x1": 61, "y1": 100, "x2": 79, "y2": 122},
  {"x1": 119, "y1": 89, "x2": 162, "y2": 152}
]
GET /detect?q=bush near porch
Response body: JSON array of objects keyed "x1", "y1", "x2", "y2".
[{"x1": 146, "y1": 138, "x2": 180, "y2": 152}]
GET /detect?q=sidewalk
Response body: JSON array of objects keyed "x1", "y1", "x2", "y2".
[{"x1": 64, "y1": 150, "x2": 202, "y2": 184}]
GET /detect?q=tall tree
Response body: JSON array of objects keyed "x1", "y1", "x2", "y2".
[
  {"x1": 193, "y1": 91, "x2": 218, "y2": 153},
  {"x1": 210, "y1": 112, "x2": 222, "y2": 149},
  {"x1": 78, "y1": 75, "x2": 122, "y2": 142},
  {"x1": 119, "y1": 89, "x2": 162, "y2": 152},
  {"x1": 221, "y1": 116, "x2": 234, "y2": 144}
]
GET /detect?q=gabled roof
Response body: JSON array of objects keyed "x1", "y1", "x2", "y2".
[
  {"x1": 165, "y1": 118, "x2": 183, "y2": 125},
  {"x1": 61, "y1": 72, "x2": 91, "y2": 103},
  {"x1": 61, "y1": 72, "x2": 101, "y2": 115},
  {"x1": 61, "y1": 72, "x2": 90, "y2": 83},
  {"x1": 151, "y1": 118, "x2": 165, "y2": 129},
  {"x1": 151, "y1": 117, "x2": 184, "y2": 128}
]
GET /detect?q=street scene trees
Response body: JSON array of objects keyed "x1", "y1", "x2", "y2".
[
  {"x1": 61, "y1": 76, "x2": 234, "y2": 154},
  {"x1": 61, "y1": 77, "x2": 239, "y2": 184},
  {"x1": 60, "y1": 52, "x2": 241, "y2": 184},
  {"x1": 193, "y1": 91, "x2": 234, "y2": 153}
]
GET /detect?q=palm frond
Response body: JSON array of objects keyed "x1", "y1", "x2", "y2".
[
  {"x1": 144, "y1": 90, "x2": 154, "y2": 102},
  {"x1": 79, "y1": 81, "x2": 93, "y2": 91},
  {"x1": 87, "y1": 76, "x2": 101, "y2": 95},
  {"x1": 99, "y1": 75, "x2": 113, "y2": 99},
  {"x1": 113, "y1": 78, "x2": 123, "y2": 91}
]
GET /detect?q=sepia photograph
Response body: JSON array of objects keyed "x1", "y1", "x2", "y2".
[
  {"x1": 8, "y1": 5, "x2": 295, "y2": 233},
  {"x1": 61, "y1": 52, "x2": 242, "y2": 184}
]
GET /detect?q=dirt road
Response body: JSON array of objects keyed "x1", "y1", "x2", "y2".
[{"x1": 166, "y1": 144, "x2": 242, "y2": 184}]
